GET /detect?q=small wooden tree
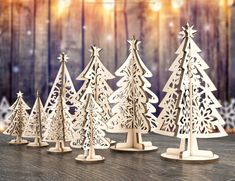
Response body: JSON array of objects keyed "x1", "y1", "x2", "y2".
[
  {"x1": 154, "y1": 24, "x2": 227, "y2": 162},
  {"x1": 73, "y1": 94, "x2": 109, "y2": 162},
  {"x1": 44, "y1": 53, "x2": 76, "y2": 115},
  {"x1": 43, "y1": 90, "x2": 74, "y2": 153},
  {"x1": 107, "y1": 37, "x2": 158, "y2": 152},
  {"x1": 23, "y1": 91, "x2": 49, "y2": 147},
  {"x1": 219, "y1": 99, "x2": 235, "y2": 134},
  {"x1": 3, "y1": 91, "x2": 30, "y2": 144},
  {"x1": 71, "y1": 45, "x2": 115, "y2": 147},
  {"x1": 0, "y1": 97, "x2": 11, "y2": 132}
]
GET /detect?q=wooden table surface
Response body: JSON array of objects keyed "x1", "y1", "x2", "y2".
[{"x1": 0, "y1": 133, "x2": 234, "y2": 181}]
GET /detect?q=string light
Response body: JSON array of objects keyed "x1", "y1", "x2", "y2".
[
  {"x1": 149, "y1": 0, "x2": 162, "y2": 12},
  {"x1": 103, "y1": 0, "x2": 115, "y2": 10},
  {"x1": 171, "y1": 0, "x2": 184, "y2": 9}
]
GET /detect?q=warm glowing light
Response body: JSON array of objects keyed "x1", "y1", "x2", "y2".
[
  {"x1": 227, "y1": 0, "x2": 234, "y2": 6},
  {"x1": 171, "y1": 0, "x2": 184, "y2": 9},
  {"x1": 27, "y1": 30, "x2": 32, "y2": 36},
  {"x1": 219, "y1": 0, "x2": 234, "y2": 6},
  {"x1": 149, "y1": 0, "x2": 162, "y2": 12},
  {"x1": 0, "y1": 125, "x2": 4, "y2": 133},
  {"x1": 169, "y1": 21, "x2": 174, "y2": 27},
  {"x1": 58, "y1": 0, "x2": 71, "y2": 16},
  {"x1": 103, "y1": 0, "x2": 115, "y2": 10},
  {"x1": 204, "y1": 24, "x2": 210, "y2": 32},
  {"x1": 106, "y1": 34, "x2": 112, "y2": 41},
  {"x1": 85, "y1": 0, "x2": 96, "y2": 2}
]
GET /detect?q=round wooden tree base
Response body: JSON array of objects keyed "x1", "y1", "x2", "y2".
[
  {"x1": 110, "y1": 140, "x2": 116, "y2": 145},
  {"x1": 110, "y1": 145, "x2": 158, "y2": 152},
  {"x1": 47, "y1": 146, "x2": 72, "y2": 153},
  {"x1": 27, "y1": 142, "x2": 49, "y2": 147},
  {"x1": 161, "y1": 153, "x2": 219, "y2": 163},
  {"x1": 75, "y1": 154, "x2": 105, "y2": 163},
  {"x1": 9, "y1": 139, "x2": 28, "y2": 145}
]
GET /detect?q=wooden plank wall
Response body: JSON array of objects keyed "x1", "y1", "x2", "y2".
[{"x1": 0, "y1": 0, "x2": 234, "y2": 107}]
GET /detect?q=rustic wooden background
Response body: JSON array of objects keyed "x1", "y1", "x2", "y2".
[{"x1": 0, "y1": 0, "x2": 235, "y2": 107}]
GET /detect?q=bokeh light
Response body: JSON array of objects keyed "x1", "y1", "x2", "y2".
[
  {"x1": 149, "y1": 0, "x2": 162, "y2": 12},
  {"x1": 103, "y1": 0, "x2": 115, "y2": 10},
  {"x1": 171, "y1": 0, "x2": 184, "y2": 9},
  {"x1": 58, "y1": 0, "x2": 71, "y2": 16}
]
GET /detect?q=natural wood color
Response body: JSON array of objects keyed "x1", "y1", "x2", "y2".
[{"x1": 0, "y1": 134, "x2": 235, "y2": 180}]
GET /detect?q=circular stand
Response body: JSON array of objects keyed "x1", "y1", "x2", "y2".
[
  {"x1": 110, "y1": 145, "x2": 158, "y2": 152},
  {"x1": 161, "y1": 152, "x2": 219, "y2": 163},
  {"x1": 27, "y1": 142, "x2": 49, "y2": 147},
  {"x1": 110, "y1": 140, "x2": 116, "y2": 145},
  {"x1": 9, "y1": 139, "x2": 28, "y2": 145},
  {"x1": 75, "y1": 154, "x2": 105, "y2": 163},
  {"x1": 47, "y1": 146, "x2": 72, "y2": 153}
]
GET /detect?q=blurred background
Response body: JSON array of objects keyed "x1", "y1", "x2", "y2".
[{"x1": 0, "y1": 0, "x2": 235, "y2": 107}]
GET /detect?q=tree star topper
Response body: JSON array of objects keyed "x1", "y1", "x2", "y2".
[
  {"x1": 58, "y1": 52, "x2": 69, "y2": 63},
  {"x1": 90, "y1": 46, "x2": 102, "y2": 57}
]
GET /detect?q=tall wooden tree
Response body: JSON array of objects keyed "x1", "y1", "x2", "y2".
[
  {"x1": 23, "y1": 91, "x2": 49, "y2": 147},
  {"x1": 154, "y1": 24, "x2": 227, "y2": 162},
  {"x1": 43, "y1": 90, "x2": 74, "y2": 153},
  {"x1": 0, "y1": 97, "x2": 11, "y2": 132},
  {"x1": 44, "y1": 53, "x2": 76, "y2": 115},
  {"x1": 107, "y1": 37, "x2": 158, "y2": 151},
  {"x1": 71, "y1": 45, "x2": 115, "y2": 147},
  {"x1": 3, "y1": 92, "x2": 30, "y2": 144},
  {"x1": 73, "y1": 94, "x2": 109, "y2": 162}
]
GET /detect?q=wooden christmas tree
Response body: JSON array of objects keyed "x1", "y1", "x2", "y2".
[
  {"x1": 70, "y1": 45, "x2": 115, "y2": 147},
  {"x1": 0, "y1": 97, "x2": 11, "y2": 132},
  {"x1": 219, "y1": 98, "x2": 235, "y2": 134},
  {"x1": 44, "y1": 53, "x2": 76, "y2": 115},
  {"x1": 23, "y1": 91, "x2": 49, "y2": 147},
  {"x1": 73, "y1": 94, "x2": 109, "y2": 162},
  {"x1": 107, "y1": 37, "x2": 158, "y2": 152},
  {"x1": 43, "y1": 89, "x2": 74, "y2": 153},
  {"x1": 154, "y1": 24, "x2": 227, "y2": 162},
  {"x1": 3, "y1": 91, "x2": 30, "y2": 145}
]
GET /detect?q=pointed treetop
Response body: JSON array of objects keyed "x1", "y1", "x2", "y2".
[
  {"x1": 90, "y1": 45, "x2": 102, "y2": 57},
  {"x1": 58, "y1": 52, "x2": 69, "y2": 63},
  {"x1": 36, "y1": 90, "x2": 39, "y2": 98},
  {"x1": 17, "y1": 91, "x2": 23, "y2": 97},
  {"x1": 180, "y1": 23, "x2": 197, "y2": 39},
  {"x1": 127, "y1": 36, "x2": 141, "y2": 51}
]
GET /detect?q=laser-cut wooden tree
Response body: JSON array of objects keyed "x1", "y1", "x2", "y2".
[
  {"x1": 72, "y1": 94, "x2": 109, "y2": 162},
  {"x1": 70, "y1": 45, "x2": 115, "y2": 147},
  {"x1": 219, "y1": 98, "x2": 235, "y2": 134},
  {"x1": 0, "y1": 97, "x2": 11, "y2": 132},
  {"x1": 154, "y1": 24, "x2": 227, "y2": 162},
  {"x1": 44, "y1": 53, "x2": 76, "y2": 115},
  {"x1": 106, "y1": 37, "x2": 158, "y2": 152},
  {"x1": 3, "y1": 91, "x2": 30, "y2": 144},
  {"x1": 23, "y1": 91, "x2": 49, "y2": 147},
  {"x1": 43, "y1": 90, "x2": 74, "y2": 153}
]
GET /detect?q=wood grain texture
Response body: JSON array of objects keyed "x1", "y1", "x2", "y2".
[
  {"x1": 0, "y1": 0, "x2": 234, "y2": 104},
  {"x1": 0, "y1": 134, "x2": 234, "y2": 181}
]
